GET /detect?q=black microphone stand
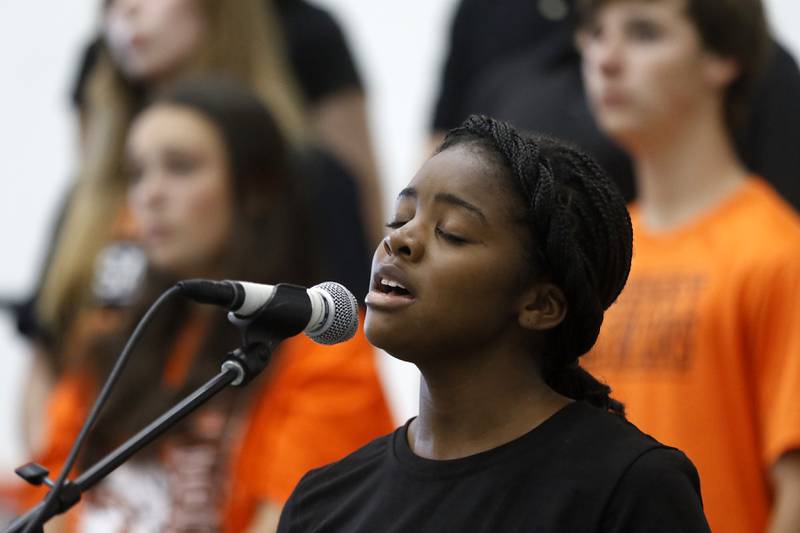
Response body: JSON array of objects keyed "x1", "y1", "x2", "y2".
[{"x1": 5, "y1": 340, "x2": 273, "y2": 533}]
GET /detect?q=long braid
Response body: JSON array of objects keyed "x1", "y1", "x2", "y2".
[{"x1": 439, "y1": 115, "x2": 632, "y2": 415}]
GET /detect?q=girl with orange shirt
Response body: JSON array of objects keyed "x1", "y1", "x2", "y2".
[{"x1": 4, "y1": 77, "x2": 392, "y2": 533}]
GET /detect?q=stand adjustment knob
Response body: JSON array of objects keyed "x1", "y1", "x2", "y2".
[{"x1": 15, "y1": 462, "x2": 55, "y2": 488}]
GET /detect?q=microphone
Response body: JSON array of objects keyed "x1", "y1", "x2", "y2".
[{"x1": 176, "y1": 279, "x2": 358, "y2": 345}]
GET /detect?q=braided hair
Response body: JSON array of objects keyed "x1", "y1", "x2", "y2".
[{"x1": 439, "y1": 115, "x2": 632, "y2": 415}]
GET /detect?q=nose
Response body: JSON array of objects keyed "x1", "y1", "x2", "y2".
[
  {"x1": 595, "y1": 35, "x2": 624, "y2": 78},
  {"x1": 112, "y1": 0, "x2": 140, "y2": 16},
  {"x1": 130, "y1": 173, "x2": 166, "y2": 211},
  {"x1": 383, "y1": 226, "x2": 424, "y2": 262},
  {"x1": 583, "y1": 30, "x2": 624, "y2": 79}
]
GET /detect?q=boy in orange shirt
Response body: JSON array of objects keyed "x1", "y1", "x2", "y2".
[{"x1": 577, "y1": 0, "x2": 800, "y2": 531}]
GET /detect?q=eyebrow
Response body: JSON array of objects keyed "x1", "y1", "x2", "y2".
[{"x1": 398, "y1": 187, "x2": 488, "y2": 225}]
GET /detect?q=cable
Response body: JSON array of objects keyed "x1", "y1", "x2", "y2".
[{"x1": 21, "y1": 285, "x2": 181, "y2": 533}]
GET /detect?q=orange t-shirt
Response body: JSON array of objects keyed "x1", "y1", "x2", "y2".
[
  {"x1": 4, "y1": 318, "x2": 394, "y2": 532},
  {"x1": 584, "y1": 178, "x2": 800, "y2": 533}
]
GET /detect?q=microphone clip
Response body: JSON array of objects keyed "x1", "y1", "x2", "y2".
[
  {"x1": 227, "y1": 283, "x2": 312, "y2": 348},
  {"x1": 221, "y1": 283, "x2": 313, "y2": 386}
]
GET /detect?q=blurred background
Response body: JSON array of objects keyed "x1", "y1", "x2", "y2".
[{"x1": 0, "y1": 0, "x2": 798, "y2": 471}]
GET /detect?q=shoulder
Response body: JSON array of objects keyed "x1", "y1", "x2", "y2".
[
  {"x1": 701, "y1": 179, "x2": 800, "y2": 275},
  {"x1": 538, "y1": 402, "x2": 680, "y2": 486},
  {"x1": 562, "y1": 406, "x2": 709, "y2": 531},
  {"x1": 744, "y1": 179, "x2": 800, "y2": 233},
  {"x1": 560, "y1": 403, "x2": 704, "y2": 480},
  {"x1": 755, "y1": 40, "x2": 800, "y2": 95},
  {"x1": 617, "y1": 447, "x2": 701, "y2": 492},
  {"x1": 562, "y1": 402, "x2": 663, "y2": 454},
  {"x1": 735, "y1": 180, "x2": 800, "y2": 272},
  {"x1": 281, "y1": 429, "x2": 395, "y2": 524},
  {"x1": 601, "y1": 447, "x2": 709, "y2": 532},
  {"x1": 278, "y1": 0, "x2": 340, "y2": 40},
  {"x1": 292, "y1": 430, "x2": 394, "y2": 493},
  {"x1": 277, "y1": 0, "x2": 361, "y2": 102}
]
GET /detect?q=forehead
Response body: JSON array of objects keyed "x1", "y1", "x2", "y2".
[
  {"x1": 585, "y1": 0, "x2": 688, "y2": 21},
  {"x1": 129, "y1": 105, "x2": 221, "y2": 151},
  {"x1": 403, "y1": 144, "x2": 518, "y2": 217}
]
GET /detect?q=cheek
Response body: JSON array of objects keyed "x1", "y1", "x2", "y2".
[
  {"x1": 103, "y1": 12, "x2": 133, "y2": 64},
  {"x1": 581, "y1": 53, "x2": 602, "y2": 92},
  {"x1": 633, "y1": 51, "x2": 700, "y2": 110},
  {"x1": 429, "y1": 250, "x2": 523, "y2": 332},
  {"x1": 152, "y1": 0, "x2": 204, "y2": 54},
  {"x1": 127, "y1": 185, "x2": 148, "y2": 229},
  {"x1": 582, "y1": 63, "x2": 606, "y2": 114},
  {"x1": 120, "y1": 0, "x2": 204, "y2": 80},
  {"x1": 440, "y1": 264, "x2": 518, "y2": 316},
  {"x1": 178, "y1": 177, "x2": 234, "y2": 258}
]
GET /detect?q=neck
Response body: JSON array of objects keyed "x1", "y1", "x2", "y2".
[
  {"x1": 409, "y1": 341, "x2": 569, "y2": 460},
  {"x1": 628, "y1": 105, "x2": 748, "y2": 231}
]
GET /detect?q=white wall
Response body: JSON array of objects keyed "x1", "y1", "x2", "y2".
[
  {"x1": 0, "y1": 0, "x2": 104, "y2": 468},
  {"x1": 0, "y1": 0, "x2": 797, "y2": 469}
]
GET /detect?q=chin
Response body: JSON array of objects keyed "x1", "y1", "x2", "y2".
[
  {"x1": 597, "y1": 116, "x2": 644, "y2": 147},
  {"x1": 118, "y1": 57, "x2": 152, "y2": 82},
  {"x1": 364, "y1": 312, "x2": 417, "y2": 363},
  {"x1": 364, "y1": 310, "x2": 390, "y2": 349},
  {"x1": 124, "y1": 58, "x2": 171, "y2": 85}
]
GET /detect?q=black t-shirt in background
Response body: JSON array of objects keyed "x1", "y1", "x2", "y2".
[
  {"x1": 278, "y1": 401, "x2": 710, "y2": 532},
  {"x1": 276, "y1": 0, "x2": 362, "y2": 103}
]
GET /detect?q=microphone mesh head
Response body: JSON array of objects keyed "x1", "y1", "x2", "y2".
[{"x1": 310, "y1": 282, "x2": 359, "y2": 345}]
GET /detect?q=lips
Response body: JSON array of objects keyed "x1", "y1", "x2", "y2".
[
  {"x1": 600, "y1": 89, "x2": 628, "y2": 107},
  {"x1": 142, "y1": 224, "x2": 173, "y2": 244},
  {"x1": 365, "y1": 263, "x2": 417, "y2": 309}
]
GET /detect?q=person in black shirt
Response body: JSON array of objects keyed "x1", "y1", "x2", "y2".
[{"x1": 278, "y1": 115, "x2": 710, "y2": 532}]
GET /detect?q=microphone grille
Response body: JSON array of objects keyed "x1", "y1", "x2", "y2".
[{"x1": 310, "y1": 282, "x2": 359, "y2": 345}]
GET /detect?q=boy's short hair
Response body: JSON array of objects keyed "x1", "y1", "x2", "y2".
[{"x1": 577, "y1": 0, "x2": 771, "y2": 132}]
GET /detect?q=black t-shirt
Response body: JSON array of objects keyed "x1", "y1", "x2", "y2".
[
  {"x1": 456, "y1": 37, "x2": 636, "y2": 202},
  {"x1": 431, "y1": 0, "x2": 570, "y2": 133},
  {"x1": 295, "y1": 147, "x2": 371, "y2": 302},
  {"x1": 277, "y1": 0, "x2": 362, "y2": 104},
  {"x1": 278, "y1": 401, "x2": 710, "y2": 532}
]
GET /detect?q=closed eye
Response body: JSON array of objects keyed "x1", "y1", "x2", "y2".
[
  {"x1": 385, "y1": 220, "x2": 409, "y2": 229},
  {"x1": 436, "y1": 226, "x2": 469, "y2": 244}
]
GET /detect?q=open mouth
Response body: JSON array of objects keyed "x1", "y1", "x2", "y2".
[
  {"x1": 365, "y1": 270, "x2": 416, "y2": 309},
  {"x1": 375, "y1": 276, "x2": 412, "y2": 297}
]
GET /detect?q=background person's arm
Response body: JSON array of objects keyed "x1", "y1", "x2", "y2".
[
  {"x1": 246, "y1": 501, "x2": 282, "y2": 533},
  {"x1": 769, "y1": 450, "x2": 800, "y2": 533}
]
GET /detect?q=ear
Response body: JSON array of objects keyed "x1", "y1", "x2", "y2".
[
  {"x1": 517, "y1": 283, "x2": 568, "y2": 331},
  {"x1": 703, "y1": 53, "x2": 740, "y2": 90}
]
